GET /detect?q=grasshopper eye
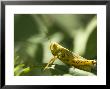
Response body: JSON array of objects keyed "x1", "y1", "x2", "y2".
[{"x1": 52, "y1": 43, "x2": 58, "y2": 49}]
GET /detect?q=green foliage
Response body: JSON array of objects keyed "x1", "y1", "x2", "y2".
[
  {"x1": 14, "y1": 64, "x2": 30, "y2": 76},
  {"x1": 14, "y1": 14, "x2": 97, "y2": 76}
]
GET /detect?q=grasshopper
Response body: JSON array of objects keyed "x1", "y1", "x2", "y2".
[{"x1": 44, "y1": 42, "x2": 96, "y2": 72}]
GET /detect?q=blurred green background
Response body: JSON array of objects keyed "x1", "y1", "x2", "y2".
[{"x1": 14, "y1": 14, "x2": 97, "y2": 76}]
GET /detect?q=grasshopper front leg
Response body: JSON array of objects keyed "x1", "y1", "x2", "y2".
[{"x1": 43, "y1": 56, "x2": 57, "y2": 71}]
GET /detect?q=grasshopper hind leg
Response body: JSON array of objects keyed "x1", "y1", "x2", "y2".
[{"x1": 43, "y1": 56, "x2": 57, "y2": 71}]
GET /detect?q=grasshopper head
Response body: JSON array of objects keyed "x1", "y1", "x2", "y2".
[{"x1": 50, "y1": 42, "x2": 62, "y2": 56}]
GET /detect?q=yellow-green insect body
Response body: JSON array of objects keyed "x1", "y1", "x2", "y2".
[{"x1": 44, "y1": 42, "x2": 96, "y2": 72}]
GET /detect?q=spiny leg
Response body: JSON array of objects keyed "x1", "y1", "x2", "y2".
[{"x1": 43, "y1": 56, "x2": 57, "y2": 71}]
